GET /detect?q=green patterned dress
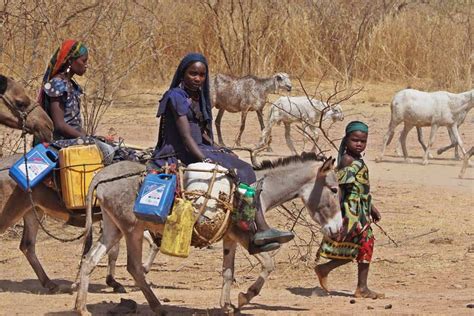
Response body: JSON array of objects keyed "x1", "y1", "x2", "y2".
[{"x1": 319, "y1": 158, "x2": 375, "y2": 263}]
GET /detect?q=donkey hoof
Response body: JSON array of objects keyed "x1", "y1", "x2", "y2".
[
  {"x1": 222, "y1": 303, "x2": 237, "y2": 315},
  {"x1": 375, "y1": 156, "x2": 382, "y2": 163},
  {"x1": 75, "y1": 309, "x2": 91, "y2": 316},
  {"x1": 238, "y1": 292, "x2": 249, "y2": 308},
  {"x1": 422, "y1": 159, "x2": 429, "y2": 165},
  {"x1": 405, "y1": 158, "x2": 413, "y2": 164},
  {"x1": 113, "y1": 284, "x2": 126, "y2": 293},
  {"x1": 45, "y1": 280, "x2": 58, "y2": 292},
  {"x1": 70, "y1": 282, "x2": 78, "y2": 292},
  {"x1": 46, "y1": 281, "x2": 72, "y2": 294},
  {"x1": 152, "y1": 305, "x2": 166, "y2": 316},
  {"x1": 106, "y1": 276, "x2": 127, "y2": 293}
]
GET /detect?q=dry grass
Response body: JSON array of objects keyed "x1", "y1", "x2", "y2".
[
  {"x1": 0, "y1": 1, "x2": 472, "y2": 136},
  {"x1": 1, "y1": 1, "x2": 472, "y2": 88}
]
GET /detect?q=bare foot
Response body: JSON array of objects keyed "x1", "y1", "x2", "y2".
[
  {"x1": 354, "y1": 287, "x2": 385, "y2": 299},
  {"x1": 314, "y1": 265, "x2": 330, "y2": 292}
]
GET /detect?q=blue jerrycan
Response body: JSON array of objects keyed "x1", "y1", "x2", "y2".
[
  {"x1": 133, "y1": 173, "x2": 177, "y2": 223},
  {"x1": 9, "y1": 143, "x2": 58, "y2": 191}
]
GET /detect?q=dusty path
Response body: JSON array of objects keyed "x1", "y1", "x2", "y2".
[{"x1": 1, "y1": 82, "x2": 473, "y2": 315}]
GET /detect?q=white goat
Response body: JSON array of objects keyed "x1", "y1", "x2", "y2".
[
  {"x1": 258, "y1": 96, "x2": 344, "y2": 154},
  {"x1": 211, "y1": 73, "x2": 292, "y2": 147},
  {"x1": 377, "y1": 88, "x2": 474, "y2": 165}
]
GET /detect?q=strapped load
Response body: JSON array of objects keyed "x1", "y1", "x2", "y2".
[
  {"x1": 182, "y1": 162, "x2": 235, "y2": 248},
  {"x1": 152, "y1": 162, "x2": 236, "y2": 257}
]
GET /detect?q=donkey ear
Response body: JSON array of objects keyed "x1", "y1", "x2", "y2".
[
  {"x1": 0, "y1": 75, "x2": 8, "y2": 95},
  {"x1": 318, "y1": 156, "x2": 335, "y2": 175}
]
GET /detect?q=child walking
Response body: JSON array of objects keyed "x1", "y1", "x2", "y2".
[{"x1": 315, "y1": 121, "x2": 384, "y2": 299}]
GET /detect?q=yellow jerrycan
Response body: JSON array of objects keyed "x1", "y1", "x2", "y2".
[
  {"x1": 160, "y1": 198, "x2": 196, "y2": 258},
  {"x1": 59, "y1": 144, "x2": 104, "y2": 209}
]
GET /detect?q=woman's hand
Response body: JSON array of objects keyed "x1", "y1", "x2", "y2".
[{"x1": 371, "y1": 205, "x2": 381, "y2": 223}]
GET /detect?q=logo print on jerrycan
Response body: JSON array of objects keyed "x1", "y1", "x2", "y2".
[
  {"x1": 9, "y1": 143, "x2": 58, "y2": 191},
  {"x1": 134, "y1": 173, "x2": 177, "y2": 223}
]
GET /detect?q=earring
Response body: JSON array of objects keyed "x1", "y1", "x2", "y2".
[{"x1": 66, "y1": 65, "x2": 71, "y2": 73}]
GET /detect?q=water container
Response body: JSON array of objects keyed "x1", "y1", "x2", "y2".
[
  {"x1": 9, "y1": 143, "x2": 58, "y2": 191},
  {"x1": 133, "y1": 173, "x2": 177, "y2": 223},
  {"x1": 160, "y1": 198, "x2": 195, "y2": 258},
  {"x1": 59, "y1": 145, "x2": 104, "y2": 209}
]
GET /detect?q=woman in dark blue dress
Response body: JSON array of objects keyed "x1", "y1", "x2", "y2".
[{"x1": 150, "y1": 53, "x2": 293, "y2": 252}]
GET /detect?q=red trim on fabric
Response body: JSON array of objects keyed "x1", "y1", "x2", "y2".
[{"x1": 356, "y1": 236, "x2": 374, "y2": 262}]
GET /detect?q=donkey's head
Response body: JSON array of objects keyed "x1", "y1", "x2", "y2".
[
  {"x1": 306, "y1": 157, "x2": 343, "y2": 239},
  {"x1": 0, "y1": 75, "x2": 53, "y2": 142}
]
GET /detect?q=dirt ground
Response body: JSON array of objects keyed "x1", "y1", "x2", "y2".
[{"x1": 1, "y1": 81, "x2": 473, "y2": 315}]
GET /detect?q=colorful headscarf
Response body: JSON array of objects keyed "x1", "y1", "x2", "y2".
[
  {"x1": 337, "y1": 120, "x2": 369, "y2": 166},
  {"x1": 37, "y1": 39, "x2": 88, "y2": 110}
]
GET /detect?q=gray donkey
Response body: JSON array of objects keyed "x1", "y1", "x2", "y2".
[{"x1": 74, "y1": 154, "x2": 343, "y2": 315}]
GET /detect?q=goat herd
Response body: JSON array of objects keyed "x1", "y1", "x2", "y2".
[{"x1": 211, "y1": 73, "x2": 473, "y2": 177}]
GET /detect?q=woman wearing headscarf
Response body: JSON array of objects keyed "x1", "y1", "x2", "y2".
[
  {"x1": 150, "y1": 53, "x2": 294, "y2": 253},
  {"x1": 38, "y1": 39, "x2": 88, "y2": 140}
]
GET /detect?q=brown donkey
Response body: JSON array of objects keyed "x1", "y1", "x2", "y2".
[{"x1": 0, "y1": 75, "x2": 125, "y2": 294}]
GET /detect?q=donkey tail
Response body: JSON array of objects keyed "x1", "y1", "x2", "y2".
[{"x1": 82, "y1": 172, "x2": 102, "y2": 256}]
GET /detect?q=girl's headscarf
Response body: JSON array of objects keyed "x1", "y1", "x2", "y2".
[
  {"x1": 37, "y1": 39, "x2": 88, "y2": 111},
  {"x1": 337, "y1": 120, "x2": 369, "y2": 166}
]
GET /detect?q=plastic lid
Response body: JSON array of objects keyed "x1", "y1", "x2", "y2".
[
  {"x1": 244, "y1": 190, "x2": 254, "y2": 197},
  {"x1": 238, "y1": 183, "x2": 250, "y2": 190}
]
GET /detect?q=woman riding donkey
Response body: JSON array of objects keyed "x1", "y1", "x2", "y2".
[
  {"x1": 37, "y1": 40, "x2": 130, "y2": 162},
  {"x1": 315, "y1": 121, "x2": 384, "y2": 299},
  {"x1": 37, "y1": 39, "x2": 88, "y2": 142},
  {"x1": 149, "y1": 53, "x2": 294, "y2": 253}
]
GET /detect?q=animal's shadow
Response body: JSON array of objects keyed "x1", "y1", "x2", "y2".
[
  {"x1": 239, "y1": 302, "x2": 309, "y2": 313},
  {"x1": 287, "y1": 286, "x2": 353, "y2": 298},
  {"x1": 45, "y1": 301, "x2": 306, "y2": 316},
  {"x1": 0, "y1": 279, "x2": 108, "y2": 294},
  {"x1": 375, "y1": 155, "x2": 462, "y2": 167}
]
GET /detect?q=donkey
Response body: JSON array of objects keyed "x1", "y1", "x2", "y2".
[
  {"x1": 212, "y1": 73, "x2": 292, "y2": 147},
  {"x1": 74, "y1": 154, "x2": 343, "y2": 315},
  {"x1": 0, "y1": 75, "x2": 125, "y2": 294}
]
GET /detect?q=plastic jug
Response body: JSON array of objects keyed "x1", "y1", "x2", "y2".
[
  {"x1": 59, "y1": 144, "x2": 104, "y2": 209},
  {"x1": 134, "y1": 173, "x2": 176, "y2": 223},
  {"x1": 233, "y1": 183, "x2": 256, "y2": 231},
  {"x1": 9, "y1": 143, "x2": 58, "y2": 191},
  {"x1": 160, "y1": 198, "x2": 195, "y2": 258}
]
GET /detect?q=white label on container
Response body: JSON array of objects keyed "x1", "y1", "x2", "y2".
[
  {"x1": 139, "y1": 183, "x2": 166, "y2": 207},
  {"x1": 17, "y1": 152, "x2": 49, "y2": 182}
]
